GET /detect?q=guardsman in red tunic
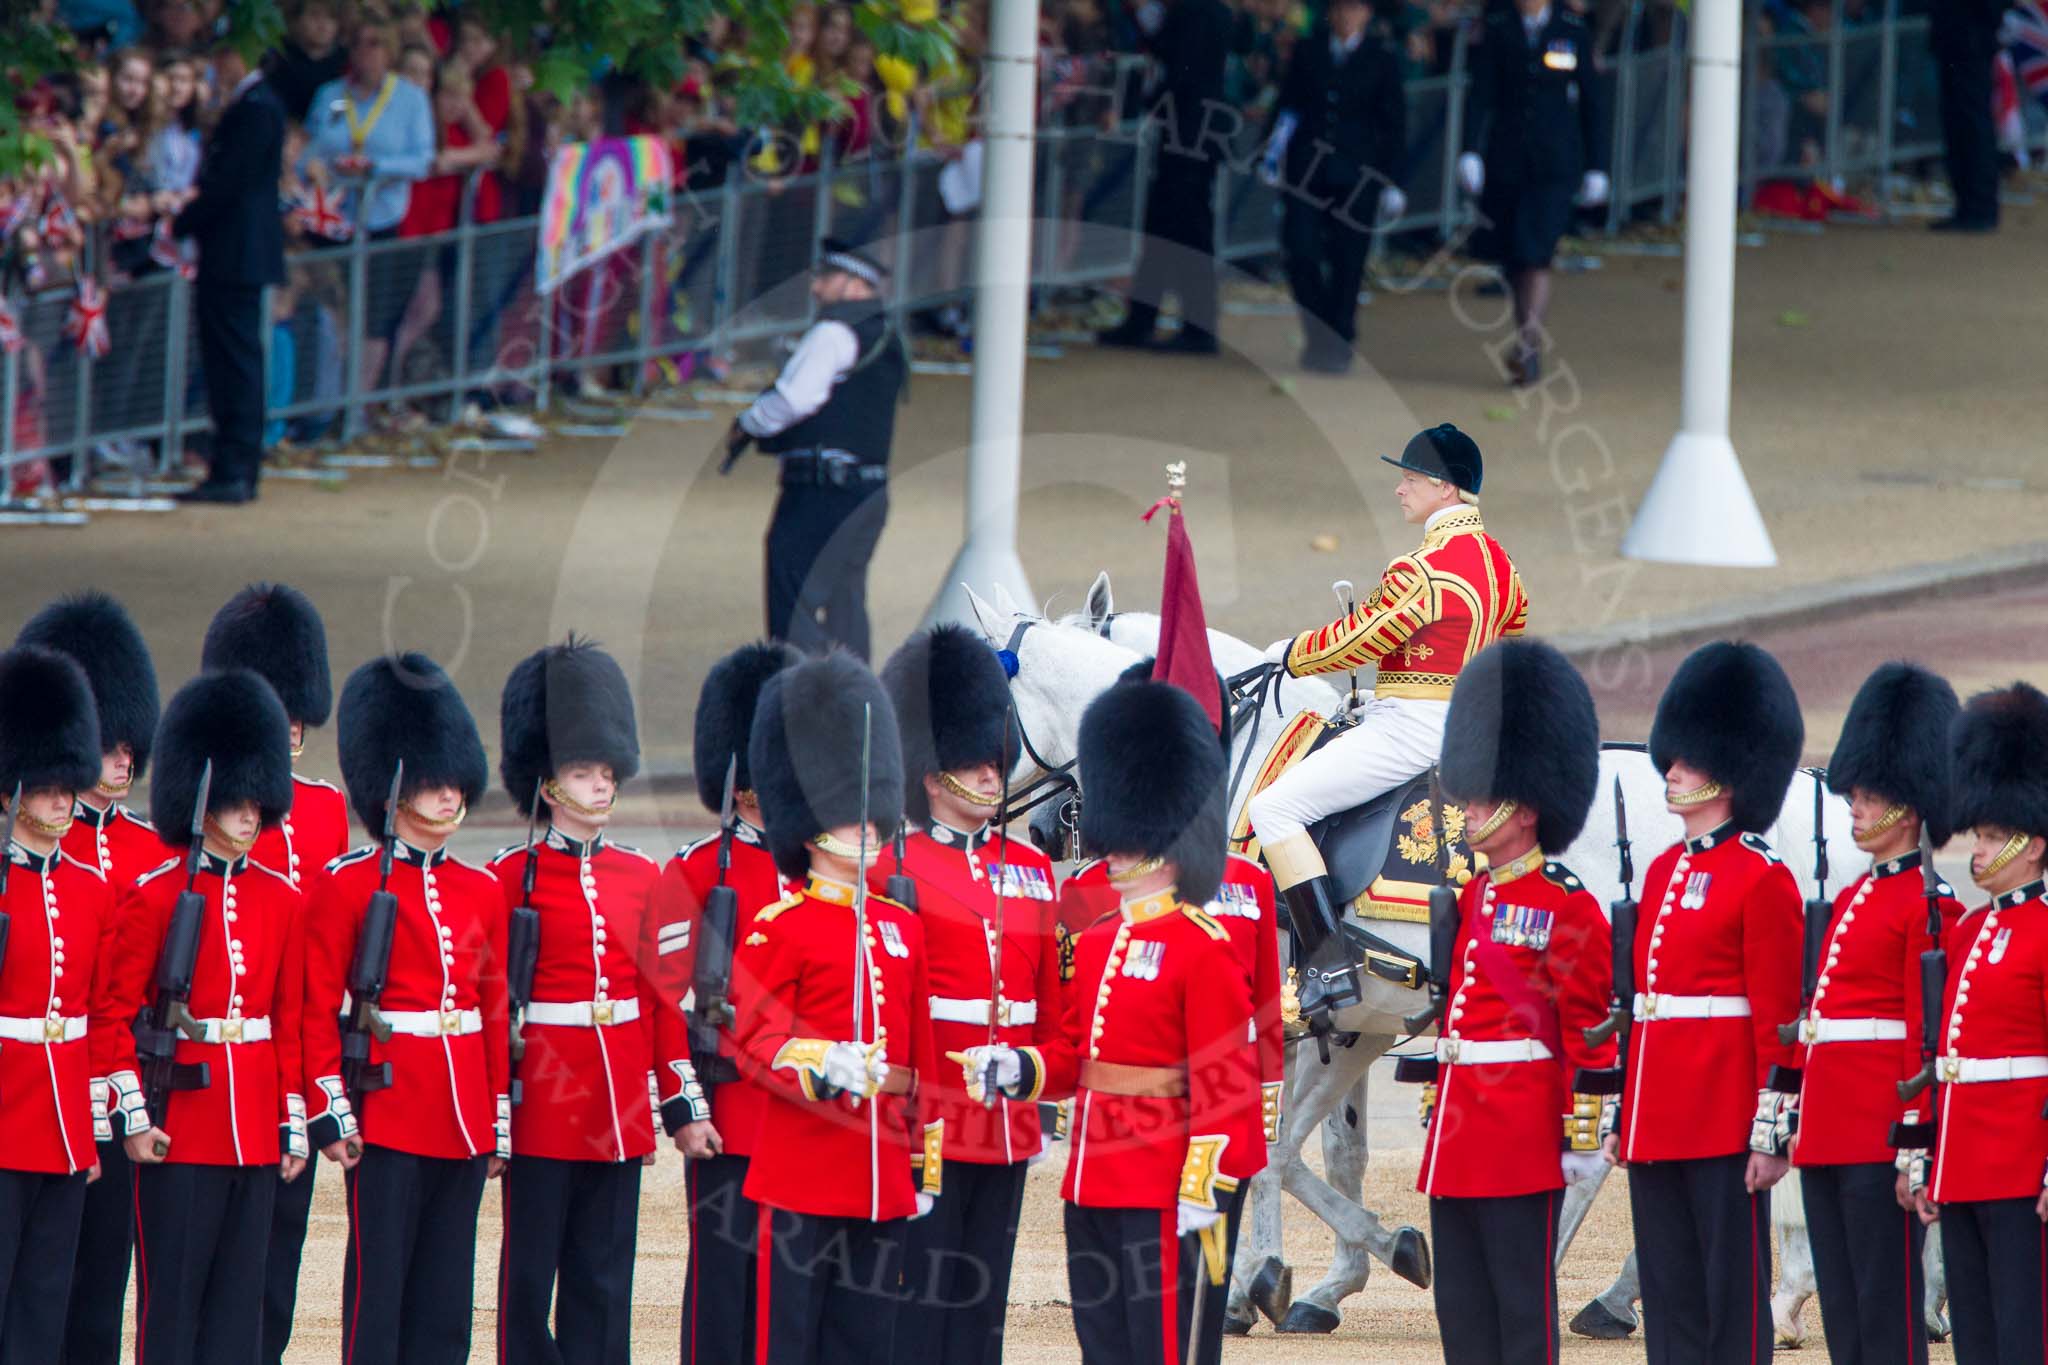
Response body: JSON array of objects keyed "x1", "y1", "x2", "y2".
[
  {"x1": 1251, "y1": 425, "x2": 1528, "y2": 1031},
  {"x1": 871, "y1": 624, "x2": 1062, "y2": 1364},
  {"x1": 302, "y1": 653, "x2": 508, "y2": 1365},
  {"x1": 1919, "y1": 683, "x2": 2048, "y2": 1364},
  {"x1": 199, "y1": 580, "x2": 348, "y2": 1365},
  {"x1": 658, "y1": 640, "x2": 800, "y2": 1365},
  {"x1": 489, "y1": 637, "x2": 692, "y2": 1364},
  {"x1": 1615, "y1": 641, "x2": 1805, "y2": 1365},
  {"x1": 13, "y1": 590, "x2": 169, "y2": 1365},
  {"x1": 1789, "y1": 663, "x2": 1960, "y2": 1365},
  {"x1": 1047, "y1": 678, "x2": 1256, "y2": 1365},
  {"x1": 101, "y1": 670, "x2": 305, "y2": 1363},
  {"x1": 736, "y1": 651, "x2": 942, "y2": 1365},
  {"x1": 1403, "y1": 640, "x2": 1612, "y2": 1365},
  {"x1": 0, "y1": 646, "x2": 122, "y2": 1360}
]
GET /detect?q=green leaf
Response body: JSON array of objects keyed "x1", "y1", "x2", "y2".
[{"x1": 1777, "y1": 310, "x2": 1810, "y2": 328}]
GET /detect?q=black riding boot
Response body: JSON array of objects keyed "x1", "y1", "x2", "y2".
[{"x1": 1284, "y1": 876, "x2": 1362, "y2": 1025}]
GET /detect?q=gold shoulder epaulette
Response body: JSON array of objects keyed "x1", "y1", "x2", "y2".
[
  {"x1": 869, "y1": 891, "x2": 908, "y2": 914},
  {"x1": 754, "y1": 890, "x2": 805, "y2": 925},
  {"x1": 1182, "y1": 903, "x2": 1231, "y2": 942}
]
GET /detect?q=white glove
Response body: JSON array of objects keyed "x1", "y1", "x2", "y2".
[
  {"x1": 1561, "y1": 1150, "x2": 1610, "y2": 1185},
  {"x1": 1260, "y1": 111, "x2": 1297, "y2": 188},
  {"x1": 823, "y1": 1040, "x2": 887, "y2": 1098},
  {"x1": 1378, "y1": 186, "x2": 1408, "y2": 223},
  {"x1": 1177, "y1": 1200, "x2": 1222, "y2": 1236},
  {"x1": 1264, "y1": 638, "x2": 1294, "y2": 666},
  {"x1": 1578, "y1": 170, "x2": 1610, "y2": 207},
  {"x1": 1457, "y1": 152, "x2": 1485, "y2": 197},
  {"x1": 913, "y1": 1191, "x2": 937, "y2": 1219},
  {"x1": 954, "y1": 1045, "x2": 1023, "y2": 1101}
]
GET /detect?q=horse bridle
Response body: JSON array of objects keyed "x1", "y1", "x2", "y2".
[{"x1": 995, "y1": 620, "x2": 1084, "y2": 836}]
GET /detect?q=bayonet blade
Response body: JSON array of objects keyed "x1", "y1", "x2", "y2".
[
  {"x1": 719, "y1": 754, "x2": 737, "y2": 832},
  {"x1": 190, "y1": 759, "x2": 213, "y2": 845},
  {"x1": 383, "y1": 760, "x2": 405, "y2": 841},
  {"x1": 1921, "y1": 823, "x2": 1941, "y2": 897},
  {"x1": 522, "y1": 777, "x2": 544, "y2": 901},
  {"x1": 0, "y1": 780, "x2": 20, "y2": 895},
  {"x1": 1427, "y1": 770, "x2": 1451, "y2": 877}
]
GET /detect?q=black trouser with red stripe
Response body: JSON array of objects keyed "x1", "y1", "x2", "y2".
[
  {"x1": 1801, "y1": 1162, "x2": 1929, "y2": 1365},
  {"x1": 683, "y1": 1154, "x2": 758, "y2": 1365},
  {"x1": 262, "y1": 1148, "x2": 318, "y2": 1365},
  {"x1": 1628, "y1": 1153, "x2": 1773, "y2": 1365},
  {"x1": 895, "y1": 1159, "x2": 1028, "y2": 1365},
  {"x1": 1941, "y1": 1195, "x2": 2046, "y2": 1365},
  {"x1": 341, "y1": 1148, "x2": 488, "y2": 1365},
  {"x1": 133, "y1": 1162, "x2": 277, "y2": 1365},
  {"x1": 1193, "y1": 1183, "x2": 1248, "y2": 1365},
  {"x1": 1429, "y1": 1189, "x2": 1561, "y2": 1365},
  {"x1": 61, "y1": 1138, "x2": 130, "y2": 1364},
  {"x1": 498, "y1": 1155, "x2": 641, "y2": 1365},
  {"x1": 756, "y1": 1204, "x2": 906, "y2": 1365},
  {"x1": 1064, "y1": 1202, "x2": 1207, "y2": 1365},
  {"x1": 0, "y1": 1167, "x2": 88, "y2": 1365}
]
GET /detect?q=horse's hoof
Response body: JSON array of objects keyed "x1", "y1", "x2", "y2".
[
  {"x1": 1247, "y1": 1256, "x2": 1292, "y2": 1326},
  {"x1": 1276, "y1": 1301, "x2": 1341, "y2": 1334},
  {"x1": 1222, "y1": 1306, "x2": 1255, "y2": 1336},
  {"x1": 1390, "y1": 1226, "x2": 1432, "y2": 1289},
  {"x1": 1568, "y1": 1298, "x2": 1638, "y2": 1339},
  {"x1": 1926, "y1": 1313, "x2": 1950, "y2": 1344},
  {"x1": 1773, "y1": 1302, "x2": 1806, "y2": 1348}
]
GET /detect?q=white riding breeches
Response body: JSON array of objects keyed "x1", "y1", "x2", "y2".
[{"x1": 1247, "y1": 695, "x2": 1449, "y2": 846}]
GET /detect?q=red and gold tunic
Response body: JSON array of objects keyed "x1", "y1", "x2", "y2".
[
  {"x1": 4, "y1": 844, "x2": 120, "y2": 1175},
  {"x1": 1929, "y1": 882, "x2": 2048, "y2": 1204},
  {"x1": 1282, "y1": 505, "x2": 1528, "y2": 698},
  {"x1": 251, "y1": 774, "x2": 351, "y2": 893}
]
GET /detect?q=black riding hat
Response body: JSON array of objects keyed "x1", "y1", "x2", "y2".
[{"x1": 1381, "y1": 423, "x2": 1483, "y2": 495}]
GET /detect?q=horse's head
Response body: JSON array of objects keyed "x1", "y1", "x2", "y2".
[{"x1": 963, "y1": 582, "x2": 1143, "y2": 784}]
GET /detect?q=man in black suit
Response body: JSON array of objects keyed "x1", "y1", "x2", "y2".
[
  {"x1": 172, "y1": 36, "x2": 287, "y2": 505},
  {"x1": 1264, "y1": 0, "x2": 1407, "y2": 374},
  {"x1": 1096, "y1": 0, "x2": 1235, "y2": 355},
  {"x1": 1928, "y1": 0, "x2": 2006, "y2": 232}
]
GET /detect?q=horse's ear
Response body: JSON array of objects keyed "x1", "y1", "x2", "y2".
[
  {"x1": 961, "y1": 584, "x2": 1006, "y2": 640},
  {"x1": 1085, "y1": 571, "x2": 1114, "y2": 627},
  {"x1": 990, "y1": 582, "x2": 1022, "y2": 617}
]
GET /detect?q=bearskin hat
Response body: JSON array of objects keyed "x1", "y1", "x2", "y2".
[
  {"x1": 0, "y1": 646, "x2": 101, "y2": 797},
  {"x1": 15, "y1": 590, "x2": 160, "y2": 778},
  {"x1": 1078, "y1": 679, "x2": 1227, "y2": 905},
  {"x1": 882, "y1": 624, "x2": 1018, "y2": 824},
  {"x1": 200, "y1": 583, "x2": 333, "y2": 727},
  {"x1": 695, "y1": 641, "x2": 802, "y2": 813},
  {"x1": 150, "y1": 671, "x2": 295, "y2": 848},
  {"x1": 1439, "y1": 640, "x2": 1600, "y2": 854},
  {"x1": 1826, "y1": 662, "x2": 1960, "y2": 846},
  {"x1": 337, "y1": 653, "x2": 489, "y2": 832},
  {"x1": 748, "y1": 652, "x2": 905, "y2": 880},
  {"x1": 1117, "y1": 656, "x2": 1233, "y2": 753},
  {"x1": 1649, "y1": 641, "x2": 1804, "y2": 834},
  {"x1": 1951, "y1": 683, "x2": 2048, "y2": 840},
  {"x1": 499, "y1": 636, "x2": 641, "y2": 817}
]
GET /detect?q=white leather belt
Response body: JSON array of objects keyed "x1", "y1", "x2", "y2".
[
  {"x1": 188, "y1": 1016, "x2": 272, "y2": 1044},
  {"x1": 525, "y1": 998, "x2": 640, "y2": 1028},
  {"x1": 1634, "y1": 992, "x2": 1752, "y2": 1022},
  {"x1": 0, "y1": 1014, "x2": 85, "y2": 1044},
  {"x1": 381, "y1": 1007, "x2": 484, "y2": 1038},
  {"x1": 1436, "y1": 1037, "x2": 1553, "y2": 1065},
  {"x1": 1800, "y1": 1017, "x2": 1907, "y2": 1045},
  {"x1": 1938, "y1": 1055, "x2": 2048, "y2": 1084},
  {"x1": 929, "y1": 997, "x2": 1037, "y2": 1027}
]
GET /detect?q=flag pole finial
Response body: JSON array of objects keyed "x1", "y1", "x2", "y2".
[{"x1": 1165, "y1": 462, "x2": 1187, "y2": 498}]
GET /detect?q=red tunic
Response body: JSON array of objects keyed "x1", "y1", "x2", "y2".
[
  {"x1": 1793, "y1": 854, "x2": 1961, "y2": 1169},
  {"x1": 869, "y1": 825, "x2": 1064, "y2": 1166},
  {"x1": 1929, "y1": 883, "x2": 2048, "y2": 1203},
  {"x1": 3, "y1": 845, "x2": 120, "y2": 1175},
  {"x1": 302, "y1": 842, "x2": 510, "y2": 1160},
  {"x1": 736, "y1": 875, "x2": 939, "y2": 1221},
  {"x1": 1618, "y1": 825, "x2": 1803, "y2": 1164},
  {"x1": 1415, "y1": 854, "x2": 1614, "y2": 1198},
  {"x1": 652, "y1": 823, "x2": 793, "y2": 1157},
  {"x1": 486, "y1": 831, "x2": 672, "y2": 1163},
  {"x1": 250, "y1": 774, "x2": 351, "y2": 894},
  {"x1": 62, "y1": 800, "x2": 172, "y2": 891},
  {"x1": 103, "y1": 852, "x2": 305, "y2": 1165}
]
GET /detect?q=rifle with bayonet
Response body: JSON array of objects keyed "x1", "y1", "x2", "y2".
[
  {"x1": 133, "y1": 760, "x2": 217, "y2": 1155},
  {"x1": 849, "y1": 705, "x2": 874, "y2": 1108},
  {"x1": 978, "y1": 707, "x2": 1016, "y2": 1108},
  {"x1": 1892, "y1": 824, "x2": 1947, "y2": 1148},
  {"x1": 688, "y1": 756, "x2": 742, "y2": 1102},
  {"x1": 506, "y1": 778, "x2": 544, "y2": 1107},
  {"x1": 0, "y1": 782, "x2": 18, "y2": 995},
  {"x1": 886, "y1": 823, "x2": 917, "y2": 908},
  {"x1": 1576, "y1": 777, "x2": 1637, "y2": 1096},
  {"x1": 340, "y1": 763, "x2": 404, "y2": 1120},
  {"x1": 1770, "y1": 772, "x2": 1831, "y2": 1091},
  {"x1": 1402, "y1": 771, "x2": 1462, "y2": 1036}
]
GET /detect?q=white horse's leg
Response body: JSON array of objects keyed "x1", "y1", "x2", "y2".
[
  {"x1": 1771, "y1": 1168, "x2": 1814, "y2": 1348},
  {"x1": 1569, "y1": 1250, "x2": 1641, "y2": 1338},
  {"x1": 1924, "y1": 1225, "x2": 1949, "y2": 1342},
  {"x1": 1226, "y1": 1060, "x2": 1295, "y2": 1333},
  {"x1": 1554, "y1": 1162, "x2": 1610, "y2": 1269}
]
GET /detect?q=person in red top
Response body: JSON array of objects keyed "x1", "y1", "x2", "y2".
[
  {"x1": 871, "y1": 624, "x2": 1061, "y2": 1365},
  {"x1": 1918, "y1": 683, "x2": 2048, "y2": 1365},
  {"x1": 1398, "y1": 639, "x2": 1612, "y2": 1365},
  {"x1": 101, "y1": 669, "x2": 305, "y2": 1364},
  {"x1": 1612, "y1": 641, "x2": 1805, "y2": 1365},
  {"x1": 13, "y1": 589, "x2": 170, "y2": 1365},
  {"x1": 0, "y1": 646, "x2": 122, "y2": 1361},
  {"x1": 302, "y1": 653, "x2": 507, "y2": 1365},
  {"x1": 737, "y1": 651, "x2": 941, "y2": 1365},
  {"x1": 1786, "y1": 662, "x2": 1960, "y2": 1365},
  {"x1": 659, "y1": 640, "x2": 800, "y2": 1365},
  {"x1": 489, "y1": 637, "x2": 699, "y2": 1364},
  {"x1": 198, "y1": 579, "x2": 350, "y2": 1365}
]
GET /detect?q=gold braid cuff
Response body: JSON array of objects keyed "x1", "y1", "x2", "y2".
[
  {"x1": 919, "y1": 1120, "x2": 944, "y2": 1195},
  {"x1": 771, "y1": 1038, "x2": 835, "y2": 1101},
  {"x1": 1178, "y1": 1134, "x2": 1233, "y2": 1209},
  {"x1": 1566, "y1": 1093, "x2": 1604, "y2": 1152}
]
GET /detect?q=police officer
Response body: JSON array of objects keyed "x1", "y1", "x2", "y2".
[
  {"x1": 658, "y1": 641, "x2": 801, "y2": 1365},
  {"x1": 1457, "y1": 0, "x2": 1611, "y2": 385},
  {"x1": 1612, "y1": 641, "x2": 1805, "y2": 1365},
  {"x1": 720, "y1": 239, "x2": 907, "y2": 661},
  {"x1": 1929, "y1": 0, "x2": 2006, "y2": 232},
  {"x1": 102, "y1": 669, "x2": 304, "y2": 1365},
  {"x1": 874, "y1": 624, "x2": 1063, "y2": 1364},
  {"x1": 1406, "y1": 639, "x2": 1612, "y2": 1365},
  {"x1": 1263, "y1": 0, "x2": 1406, "y2": 374}
]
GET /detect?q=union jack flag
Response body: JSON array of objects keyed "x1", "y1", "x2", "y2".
[
  {"x1": 288, "y1": 184, "x2": 353, "y2": 241},
  {"x1": 0, "y1": 193, "x2": 31, "y2": 240},
  {"x1": 37, "y1": 192, "x2": 80, "y2": 247},
  {"x1": 2011, "y1": 1, "x2": 2048, "y2": 105},
  {"x1": 66, "y1": 279, "x2": 110, "y2": 360},
  {"x1": 0, "y1": 298, "x2": 21, "y2": 355},
  {"x1": 148, "y1": 220, "x2": 195, "y2": 279}
]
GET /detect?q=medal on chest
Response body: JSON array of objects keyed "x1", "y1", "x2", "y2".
[
  {"x1": 1679, "y1": 871, "x2": 1712, "y2": 910},
  {"x1": 1207, "y1": 882, "x2": 1261, "y2": 920},
  {"x1": 1990, "y1": 927, "x2": 2014, "y2": 965},
  {"x1": 877, "y1": 919, "x2": 910, "y2": 959},
  {"x1": 1543, "y1": 40, "x2": 1578, "y2": 71},
  {"x1": 1490, "y1": 903, "x2": 1554, "y2": 950},
  {"x1": 984, "y1": 861, "x2": 1054, "y2": 900},
  {"x1": 1122, "y1": 939, "x2": 1166, "y2": 981}
]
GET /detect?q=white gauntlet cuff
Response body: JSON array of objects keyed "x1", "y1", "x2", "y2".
[
  {"x1": 494, "y1": 1093, "x2": 512, "y2": 1161},
  {"x1": 662, "y1": 1059, "x2": 711, "y2": 1129},
  {"x1": 91, "y1": 1076, "x2": 111, "y2": 1143},
  {"x1": 307, "y1": 1075, "x2": 359, "y2": 1149},
  {"x1": 283, "y1": 1093, "x2": 309, "y2": 1161},
  {"x1": 107, "y1": 1070, "x2": 151, "y2": 1137},
  {"x1": 1749, "y1": 1089, "x2": 1795, "y2": 1156}
]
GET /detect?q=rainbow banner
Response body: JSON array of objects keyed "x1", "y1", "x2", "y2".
[{"x1": 536, "y1": 136, "x2": 674, "y2": 294}]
